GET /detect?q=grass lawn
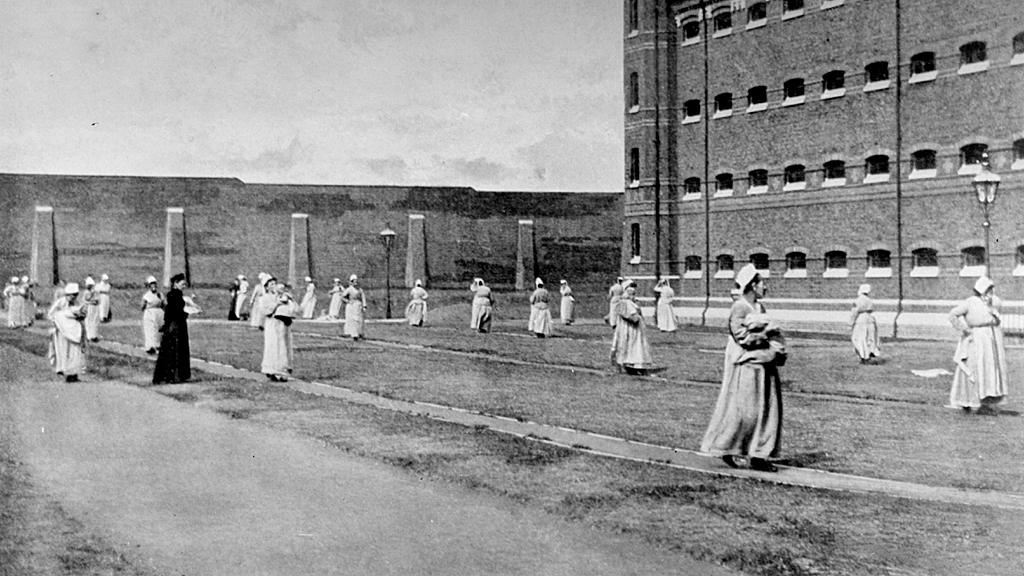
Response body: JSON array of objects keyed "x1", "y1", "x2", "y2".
[{"x1": 5, "y1": 324, "x2": 1023, "y2": 576}]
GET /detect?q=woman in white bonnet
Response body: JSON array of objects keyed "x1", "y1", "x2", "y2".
[
  {"x1": 558, "y1": 279, "x2": 575, "y2": 325},
  {"x1": 341, "y1": 274, "x2": 366, "y2": 340},
  {"x1": 528, "y1": 278, "x2": 552, "y2": 338},
  {"x1": 48, "y1": 281, "x2": 88, "y2": 382},
  {"x1": 140, "y1": 276, "x2": 164, "y2": 354},
  {"x1": 406, "y1": 279, "x2": 428, "y2": 327},
  {"x1": 850, "y1": 283, "x2": 880, "y2": 363},
  {"x1": 948, "y1": 276, "x2": 1009, "y2": 414},
  {"x1": 300, "y1": 276, "x2": 317, "y2": 319}
]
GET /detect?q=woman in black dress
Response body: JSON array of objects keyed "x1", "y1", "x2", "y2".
[{"x1": 152, "y1": 273, "x2": 191, "y2": 384}]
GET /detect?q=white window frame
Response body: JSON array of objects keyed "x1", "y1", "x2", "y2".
[
  {"x1": 1012, "y1": 53, "x2": 1024, "y2": 67},
  {"x1": 683, "y1": 268, "x2": 703, "y2": 279},
  {"x1": 782, "y1": 7, "x2": 805, "y2": 20},
  {"x1": 863, "y1": 79, "x2": 891, "y2": 92},
  {"x1": 910, "y1": 266, "x2": 940, "y2": 278},
  {"x1": 747, "y1": 184, "x2": 768, "y2": 195},
  {"x1": 782, "y1": 94, "x2": 806, "y2": 107},
  {"x1": 783, "y1": 268, "x2": 808, "y2": 279},
  {"x1": 909, "y1": 168, "x2": 937, "y2": 180},
  {"x1": 909, "y1": 70, "x2": 937, "y2": 84},
  {"x1": 820, "y1": 0, "x2": 844, "y2": 9},
  {"x1": 863, "y1": 173, "x2": 890, "y2": 184},
  {"x1": 958, "y1": 61, "x2": 990, "y2": 75},
  {"x1": 822, "y1": 176, "x2": 847, "y2": 188},
  {"x1": 864, "y1": 266, "x2": 893, "y2": 278},
  {"x1": 959, "y1": 264, "x2": 986, "y2": 278},
  {"x1": 821, "y1": 87, "x2": 846, "y2": 100},
  {"x1": 822, "y1": 267, "x2": 849, "y2": 278}
]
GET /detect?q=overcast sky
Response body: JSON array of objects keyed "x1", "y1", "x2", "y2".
[{"x1": 0, "y1": 1, "x2": 624, "y2": 191}]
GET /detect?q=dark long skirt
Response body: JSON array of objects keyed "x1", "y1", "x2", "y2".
[{"x1": 153, "y1": 320, "x2": 191, "y2": 384}]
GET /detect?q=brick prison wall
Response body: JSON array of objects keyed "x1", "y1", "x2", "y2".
[
  {"x1": 624, "y1": 0, "x2": 1024, "y2": 302},
  {"x1": 0, "y1": 174, "x2": 622, "y2": 290}
]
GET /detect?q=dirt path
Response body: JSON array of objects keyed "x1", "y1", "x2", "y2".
[{"x1": 0, "y1": 343, "x2": 733, "y2": 576}]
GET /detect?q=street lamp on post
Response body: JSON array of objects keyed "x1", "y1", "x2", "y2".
[
  {"x1": 971, "y1": 153, "x2": 1001, "y2": 276},
  {"x1": 379, "y1": 224, "x2": 396, "y2": 319}
]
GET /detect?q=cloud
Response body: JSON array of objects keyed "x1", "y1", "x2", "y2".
[
  {"x1": 432, "y1": 155, "x2": 516, "y2": 185},
  {"x1": 362, "y1": 155, "x2": 409, "y2": 180},
  {"x1": 224, "y1": 137, "x2": 308, "y2": 172},
  {"x1": 516, "y1": 129, "x2": 621, "y2": 192}
]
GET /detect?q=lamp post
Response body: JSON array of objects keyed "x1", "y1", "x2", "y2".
[
  {"x1": 379, "y1": 224, "x2": 396, "y2": 319},
  {"x1": 971, "y1": 153, "x2": 1001, "y2": 276}
]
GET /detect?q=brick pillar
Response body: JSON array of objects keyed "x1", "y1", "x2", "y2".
[
  {"x1": 30, "y1": 205, "x2": 58, "y2": 286},
  {"x1": 405, "y1": 214, "x2": 427, "y2": 288},
  {"x1": 288, "y1": 213, "x2": 311, "y2": 289},
  {"x1": 515, "y1": 219, "x2": 536, "y2": 291},
  {"x1": 162, "y1": 208, "x2": 187, "y2": 288}
]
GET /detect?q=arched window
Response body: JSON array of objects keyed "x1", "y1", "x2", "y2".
[
  {"x1": 747, "y1": 2, "x2": 767, "y2": 26},
  {"x1": 683, "y1": 99, "x2": 701, "y2": 123},
  {"x1": 628, "y1": 72, "x2": 640, "y2": 110},
  {"x1": 628, "y1": 0, "x2": 639, "y2": 33},
  {"x1": 1014, "y1": 246, "x2": 1024, "y2": 276},
  {"x1": 960, "y1": 246, "x2": 986, "y2": 277},
  {"x1": 911, "y1": 247, "x2": 939, "y2": 277},
  {"x1": 630, "y1": 223, "x2": 641, "y2": 259},
  {"x1": 824, "y1": 250, "x2": 848, "y2": 278},
  {"x1": 1013, "y1": 139, "x2": 1024, "y2": 169},
  {"x1": 783, "y1": 78, "x2": 805, "y2": 105},
  {"x1": 910, "y1": 52, "x2": 936, "y2": 82},
  {"x1": 959, "y1": 143, "x2": 988, "y2": 174},
  {"x1": 782, "y1": 0, "x2": 804, "y2": 18},
  {"x1": 785, "y1": 251, "x2": 807, "y2": 278},
  {"x1": 822, "y1": 70, "x2": 846, "y2": 98},
  {"x1": 683, "y1": 176, "x2": 702, "y2": 197},
  {"x1": 681, "y1": 18, "x2": 700, "y2": 44},
  {"x1": 715, "y1": 173, "x2": 734, "y2": 195},
  {"x1": 910, "y1": 150, "x2": 937, "y2": 178},
  {"x1": 750, "y1": 253, "x2": 770, "y2": 273},
  {"x1": 865, "y1": 155, "x2": 890, "y2": 183},
  {"x1": 716, "y1": 254, "x2": 735, "y2": 279},
  {"x1": 864, "y1": 61, "x2": 890, "y2": 91},
  {"x1": 784, "y1": 164, "x2": 806, "y2": 190},
  {"x1": 712, "y1": 8, "x2": 732, "y2": 36},
  {"x1": 866, "y1": 249, "x2": 892, "y2": 277},
  {"x1": 959, "y1": 41, "x2": 988, "y2": 74},
  {"x1": 714, "y1": 92, "x2": 733, "y2": 117},
  {"x1": 823, "y1": 160, "x2": 846, "y2": 186},
  {"x1": 747, "y1": 86, "x2": 768, "y2": 112},
  {"x1": 748, "y1": 169, "x2": 768, "y2": 194},
  {"x1": 1014, "y1": 32, "x2": 1024, "y2": 63},
  {"x1": 684, "y1": 255, "x2": 702, "y2": 278},
  {"x1": 629, "y1": 148, "x2": 640, "y2": 184}
]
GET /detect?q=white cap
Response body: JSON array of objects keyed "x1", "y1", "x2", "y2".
[
  {"x1": 858, "y1": 284, "x2": 871, "y2": 295},
  {"x1": 64, "y1": 282, "x2": 80, "y2": 294},
  {"x1": 333, "y1": 277, "x2": 341, "y2": 283},
  {"x1": 85, "y1": 276, "x2": 95, "y2": 286},
  {"x1": 349, "y1": 274, "x2": 358, "y2": 282},
  {"x1": 974, "y1": 276, "x2": 994, "y2": 295},
  {"x1": 535, "y1": 278, "x2": 544, "y2": 287},
  {"x1": 10, "y1": 276, "x2": 19, "y2": 283},
  {"x1": 734, "y1": 263, "x2": 759, "y2": 292},
  {"x1": 560, "y1": 279, "x2": 567, "y2": 284},
  {"x1": 305, "y1": 276, "x2": 313, "y2": 282},
  {"x1": 100, "y1": 274, "x2": 109, "y2": 281},
  {"x1": 257, "y1": 272, "x2": 270, "y2": 282},
  {"x1": 415, "y1": 279, "x2": 423, "y2": 287},
  {"x1": 145, "y1": 275, "x2": 158, "y2": 285},
  {"x1": 237, "y1": 274, "x2": 245, "y2": 280}
]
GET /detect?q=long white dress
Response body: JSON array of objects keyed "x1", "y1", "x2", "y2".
[
  {"x1": 83, "y1": 287, "x2": 102, "y2": 341},
  {"x1": 850, "y1": 294, "x2": 880, "y2": 361},
  {"x1": 948, "y1": 295, "x2": 1008, "y2": 409},
  {"x1": 559, "y1": 285, "x2": 575, "y2": 325},
  {"x1": 96, "y1": 280, "x2": 112, "y2": 322},
  {"x1": 141, "y1": 291, "x2": 165, "y2": 351},
  {"x1": 655, "y1": 285, "x2": 678, "y2": 332},
  {"x1": 48, "y1": 298, "x2": 87, "y2": 376},
  {"x1": 249, "y1": 283, "x2": 267, "y2": 328},
  {"x1": 470, "y1": 285, "x2": 493, "y2": 332},
  {"x1": 7, "y1": 285, "x2": 24, "y2": 328},
  {"x1": 235, "y1": 279, "x2": 250, "y2": 318},
  {"x1": 606, "y1": 283, "x2": 623, "y2": 328},
  {"x1": 300, "y1": 282, "x2": 317, "y2": 319},
  {"x1": 406, "y1": 286, "x2": 428, "y2": 326},
  {"x1": 528, "y1": 288, "x2": 553, "y2": 337},
  {"x1": 342, "y1": 285, "x2": 366, "y2": 338},
  {"x1": 260, "y1": 292, "x2": 293, "y2": 377},
  {"x1": 327, "y1": 285, "x2": 344, "y2": 319},
  {"x1": 610, "y1": 297, "x2": 652, "y2": 369}
]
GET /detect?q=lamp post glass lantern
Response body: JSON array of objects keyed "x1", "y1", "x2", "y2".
[
  {"x1": 379, "y1": 224, "x2": 397, "y2": 318},
  {"x1": 971, "y1": 154, "x2": 1001, "y2": 275}
]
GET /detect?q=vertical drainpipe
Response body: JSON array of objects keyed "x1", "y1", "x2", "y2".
[
  {"x1": 893, "y1": 0, "x2": 905, "y2": 338},
  {"x1": 700, "y1": 0, "x2": 711, "y2": 326},
  {"x1": 653, "y1": 0, "x2": 662, "y2": 283}
]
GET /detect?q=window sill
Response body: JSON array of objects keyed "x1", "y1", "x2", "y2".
[
  {"x1": 958, "y1": 164, "x2": 982, "y2": 176},
  {"x1": 714, "y1": 270, "x2": 735, "y2": 279},
  {"x1": 681, "y1": 192, "x2": 702, "y2": 202},
  {"x1": 820, "y1": 0, "x2": 844, "y2": 9},
  {"x1": 865, "y1": 267, "x2": 893, "y2": 278},
  {"x1": 712, "y1": 29, "x2": 733, "y2": 39},
  {"x1": 681, "y1": 37, "x2": 701, "y2": 47},
  {"x1": 628, "y1": 105, "x2": 640, "y2": 114},
  {"x1": 628, "y1": 180, "x2": 640, "y2": 189},
  {"x1": 1012, "y1": 54, "x2": 1024, "y2": 67},
  {"x1": 909, "y1": 71, "x2": 937, "y2": 84},
  {"x1": 746, "y1": 103, "x2": 768, "y2": 113},
  {"x1": 822, "y1": 178, "x2": 847, "y2": 188},
  {"x1": 823, "y1": 268, "x2": 849, "y2": 278},
  {"x1": 713, "y1": 110, "x2": 733, "y2": 119},
  {"x1": 746, "y1": 20, "x2": 766, "y2": 31},
  {"x1": 754, "y1": 268, "x2": 771, "y2": 278},
  {"x1": 910, "y1": 266, "x2": 940, "y2": 278},
  {"x1": 629, "y1": 255, "x2": 643, "y2": 265},
  {"x1": 683, "y1": 270, "x2": 703, "y2": 279},
  {"x1": 747, "y1": 185, "x2": 768, "y2": 195},
  {"x1": 863, "y1": 173, "x2": 890, "y2": 184},
  {"x1": 958, "y1": 61, "x2": 990, "y2": 75},
  {"x1": 682, "y1": 116, "x2": 701, "y2": 125},
  {"x1": 628, "y1": 29, "x2": 639, "y2": 38},
  {"x1": 959, "y1": 265, "x2": 986, "y2": 278},
  {"x1": 820, "y1": 89, "x2": 846, "y2": 100},
  {"x1": 782, "y1": 96, "x2": 806, "y2": 107},
  {"x1": 782, "y1": 182, "x2": 807, "y2": 192},
  {"x1": 1012, "y1": 159, "x2": 1024, "y2": 171},
  {"x1": 713, "y1": 189, "x2": 734, "y2": 198},
  {"x1": 863, "y1": 80, "x2": 891, "y2": 92},
  {"x1": 909, "y1": 169, "x2": 937, "y2": 180},
  {"x1": 781, "y1": 9, "x2": 805, "y2": 21},
  {"x1": 1013, "y1": 265, "x2": 1024, "y2": 277},
  {"x1": 783, "y1": 269, "x2": 808, "y2": 279}
]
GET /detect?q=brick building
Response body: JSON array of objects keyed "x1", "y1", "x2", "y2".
[{"x1": 623, "y1": 0, "x2": 1024, "y2": 335}]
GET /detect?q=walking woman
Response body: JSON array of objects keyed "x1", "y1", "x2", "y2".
[
  {"x1": 141, "y1": 276, "x2": 165, "y2": 354},
  {"x1": 300, "y1": 276, "x2": 317, "y2": 319},
  {"x1": 341, "y1": 274, "x2": 366, "y2": 340},
  {"x1": 850, "y1": 284, "x2": 880, "y2": 363},
  {"x1": 949, "y1": 276, "x2": 1009, "y2": 414},
  {"x1": 700, "y1": 264, "x2": 785, "y2": 472},
  {"x1": 405, "y1": 279, "x2": 428, "y2": 326},
  {"x1": 96, "y1": 274, "x2": 112, "y2": 323},
  {"x1": 228, "y1": 276, "x2": 241, "y2": 321},
  {"x1": 605, "y1": 276, "x2": 624, "y2": 329},
  {"x1": 47, "y1": 282, "x2": 88, "y2": 382},
  {"x1": 327, "y1": 278, "x2": 344, "y2": 320},
  {"x1": 559, "y1": 280, "x2": 575, "y2": 325},
  {"x1": 19, "y1": 276, "x2": 36, "y2": 327},
  {"x1": 469, "y1": 278, "x2": 493, "y2": 333},
  {"x1": 609, "y1": 280, "x2": 652, "y2": 375},
  {"x1": 82, "y1": 277, "x2": 102, "y2": 341},
  {"x1": 259, "y1": 276, "x2": 295, "y2": 382},
  {"x1": 654, "y1": 278, "x2": 678, "y2": 332},
  {"x1": 7, "y1": 276, "x2": 24, "y2": 328},
  {"x1": 528, "y1": 278, "x2": 553, "y2": 338},
  {"x1": 152, "y1": 273, "x2": 191, "y2": 384}
]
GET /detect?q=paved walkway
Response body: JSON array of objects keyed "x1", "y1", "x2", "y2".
[
  {"x1": 88, "y1": 334, "x2": 1024, "y2": 512},
  {"x1": 1, "y1": 343, "x2": 731, "y2": 576}
]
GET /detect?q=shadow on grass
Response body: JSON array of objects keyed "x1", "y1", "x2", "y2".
[{"x1": 775, "y1": 451, "x2": 834, "y2": 468}]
